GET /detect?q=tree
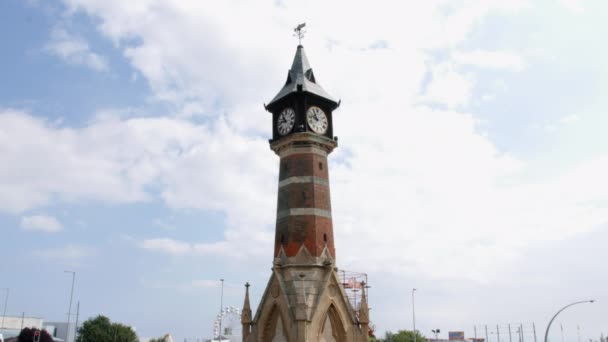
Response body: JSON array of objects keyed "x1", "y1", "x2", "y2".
[
  {"x1": 76, "y1": 315, "x2": 139, "y2": 342},
  {"x1": 18, "y1": 328, "x2": 54, "y2": 342},
  {"x1": 148, "y1": 333, "x2": 172, "y2": 342},
  {"x1": 381, "y1": 330, "x2": 428, "y2": 342}
]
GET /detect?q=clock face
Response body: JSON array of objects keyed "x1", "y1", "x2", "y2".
[
  {"x1": 277, "y1": 107, "x2": 296, "y2": 135},
  {"x1": 306, "y1": 106, "x2": 328, "y2": 134}
]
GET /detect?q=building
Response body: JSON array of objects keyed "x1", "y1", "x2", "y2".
[
  {"x1": 0, "y1": 315, "x2": 44, "y2": 340},
  {"x1": 1, "y1": 315, "x2": 44, "y2": 331},
  {"x1": 44, "y1": 322, "x2": 77, "y2": 342},
  {"x1": 240, "y1": 31, "x2": 369, "y2": 342},
  {"x1": 428, "y1": 331, "x2": 484, "y2": 342}
]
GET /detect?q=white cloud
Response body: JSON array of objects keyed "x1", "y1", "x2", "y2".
[
  {"x1": 45, "y1": 27, "x2": 108, "y2": 72},
  {"x1": 140, "y1": 235, "x2": 269, "y2": 260},
  {"x1": 153, "y1": 218, "x2": 175, "y2": 231},
  {"x1": 178, "y1": 279, "x2": 221, "y2": 291},
  {"x1": 34, "y1": 244, "x2": 95, "y2": 266},
  {"x1": 20, "y1": 214, "x2": 63, "y2": 233},
  {"x1": 140, "y1": 238, "x2": 191, "y2": 255},
  {"x1": 453, "y1": 50, "x2": 526, "y2": 71},
  {"x1": 420, "y1": 62, "x2": 474, "y2": 108},
  {"x1": 8, "y1": 0, "x2": 596, "y2": 284},
  {"x1": 55, "y1": 0, "x2": 532, "y2": 119},
  {"x1": 0, "y1": 109, "x2": 278, "y2": 257},
  {"x1": 544, "y1": 114, "x2": 581, "y2": 131},
  {"x1": 559, "y1": 114, "x2": 580, "y2": 124},
  {"x1": 0, "y1": 109, "x2": 150, "y2": 213},
  {"x1": 560, "y1": 0, "x2": 586, "y2": 13}
]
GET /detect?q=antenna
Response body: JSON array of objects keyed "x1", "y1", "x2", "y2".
[{"x1": 294, "y1": 23, "x2": 306, "y2": 45}]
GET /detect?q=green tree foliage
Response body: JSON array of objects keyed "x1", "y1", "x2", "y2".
[
  {"x1": 380, "y1": 330, "x2": 428, "y2": 342},
  {"x1": 18, "y1": 328, "x2": 54, "y2": 342},
  {"x1": 75, "y1": 315, "x2": 139, "y2": 342}
]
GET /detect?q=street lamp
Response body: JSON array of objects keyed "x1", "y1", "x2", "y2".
[
  {"x1": 64, "y1": 271, "x2": 76, "y2": 342},
  {"x1": 412, "y1": 288, "x2": 417, "y2": 342},
  {"x1": 1, "y1": 288, "x2": 9, "y2": 334},
  {"x1": 544, "y1": 300, "x2": 594, "y2": 342},
  {"x1": 218, "y1": 279, "x2": 224, "y2": 341},
  {"x1": 432, "y1": 329, "x2": 441, "y2": 340}
]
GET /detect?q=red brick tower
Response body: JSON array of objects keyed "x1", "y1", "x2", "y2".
[
  {"x1": 241, "y1": 42, "x2": 369, "y2": 342},
  {"x1": 268, "y1": 44, "x2": 338, "y2": 267}
]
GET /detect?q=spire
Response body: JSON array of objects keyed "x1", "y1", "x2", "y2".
[
  {"x1": 242, "y1": 283, "x2": 252, "y2": 342},
  {"x1": 267, "y1": 45, "x2": 338, "y2": 108},
  {"x1": 358, "y1": 281, "x2": 369, "y2": 325},
  {"x1": 242, "y1": 282, "x2": 252, "y2": 324}
]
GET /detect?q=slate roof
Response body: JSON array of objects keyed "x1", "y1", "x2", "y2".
[{"x1": 268, "y1": 45, "x2": 338, "y2": 107}]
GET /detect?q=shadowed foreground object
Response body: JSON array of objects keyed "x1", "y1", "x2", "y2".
[
  {"x1": 240, "y1": 36, "x2": 369, "y2": 342},
  {"x1": 17, "y1": 328, "x2": 53, "y2": 342}
]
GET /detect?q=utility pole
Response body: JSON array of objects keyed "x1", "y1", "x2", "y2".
[
  {"x1": 75, "y1": 301, "x2": 80, "y2": 341},
  {"x1": 577, "y1": 325, "x2": 581, "y2": 342},
  {"x1": 497, "y1": 325, "x2": 501, "y2": 342},
  {"x1": 64, "y1": 271, "x2": 76, "y2": 342},
  {"x1": 1, "y1": 288, "x2": 9, "y2": 334},
  {"x1": 533, "y1": 323, "x2": 538, "y2": 342},
  {"x1": 486, "y1": 325, "x2": 489, "y2": 342},
  {"x1": 412, "y1": 288, "x2": 417, "y2": 342},
  {"x1": 509, "y1": 324, "x2": 513, "y2": 342},
  {"x1": 517, "y1": 327, "x2": 522, "y2": 342},
  {"x1": 521, "y1": 323, "x2": 525, "y2": 342},
  {"x1": 218, "y1": 279, "x2": 224, "y2": 341}
]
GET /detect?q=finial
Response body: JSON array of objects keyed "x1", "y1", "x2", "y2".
[
  {"x1": 245, "y1": 282, "x2": 250, "y2": 288},
  {"x1": 294, "y1": 23, "x2": 306, "y2": 45}
]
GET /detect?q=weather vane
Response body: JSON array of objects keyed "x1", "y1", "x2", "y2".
[{"x1": 294, "y1": 23, "x2": 306, "y2": 45}]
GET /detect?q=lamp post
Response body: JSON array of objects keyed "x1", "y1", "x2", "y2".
[
  {"x1": 64, "y1": 271, "x2": 76, "y2": 342},
  {"x1": 432, "y1": 329, "x2": 441, "y2": 340},
  {"x1": 1, "y1": 288, "x2": 9, "y2": 334},
  {"x1": 218, "y1": 279, "x2": 224, "y2": 341},
  {"x1": 544, "y1": 300, "x2": 594, "y2": 342},
  {"x1": 412, "y1": 288, "x2": 417, "y2": 342}
]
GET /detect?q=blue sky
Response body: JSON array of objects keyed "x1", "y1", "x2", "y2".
[{"x1": 1, "y1": 0, "x2": 607, "y2": 341}]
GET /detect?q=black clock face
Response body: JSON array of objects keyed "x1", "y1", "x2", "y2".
[
  {"x1": 277, "y1": 107, "x2": 296, "y2": 135},
  {"x1": 306, "y1": 106, "x2": 328, "y2": 134}
]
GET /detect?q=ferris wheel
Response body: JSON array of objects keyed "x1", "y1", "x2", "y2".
[{"x1": 213, "y1": 306, "x2": 242, "y2": 341}]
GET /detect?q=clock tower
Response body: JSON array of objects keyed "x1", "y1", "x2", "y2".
[{"x1": 240, "y1": 41, "x2": 369, "y2": 342}]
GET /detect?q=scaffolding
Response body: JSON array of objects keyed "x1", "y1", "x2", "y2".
[{"x1": 338, "y1": 269, "x2": 369, "y2": 311}]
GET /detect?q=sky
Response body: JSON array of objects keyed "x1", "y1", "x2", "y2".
[{"x1": 1, "y1": 0, "x2": 607, "y2": 341}]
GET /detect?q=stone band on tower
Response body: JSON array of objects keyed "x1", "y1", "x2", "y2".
[
  {"x1": 271, "y1": 132, "x2": 336, "y2": 265},
  {"x1": 241, "y1": 43, "x2": 369, "y2": 342}
]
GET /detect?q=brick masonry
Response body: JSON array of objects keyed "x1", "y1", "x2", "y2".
[{"x1": 274, "y1": 151, "x2": 335, "y2": 259}]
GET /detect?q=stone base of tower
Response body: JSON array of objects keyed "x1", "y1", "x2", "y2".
[{"x1": 242, "y1": 260, "x2": 368, "y2": 342}]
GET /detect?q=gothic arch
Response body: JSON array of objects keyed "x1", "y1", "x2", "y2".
[
  {"x1": 260, "y1": 303, "x2": 290, "y2": 342},
  {"x1": 318, "y1": 304, "x2": 346, "y2": 342}
]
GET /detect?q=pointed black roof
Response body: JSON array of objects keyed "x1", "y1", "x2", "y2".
[{"x1": 268, "y1": 45, "x2": 338, "y2": 108}]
